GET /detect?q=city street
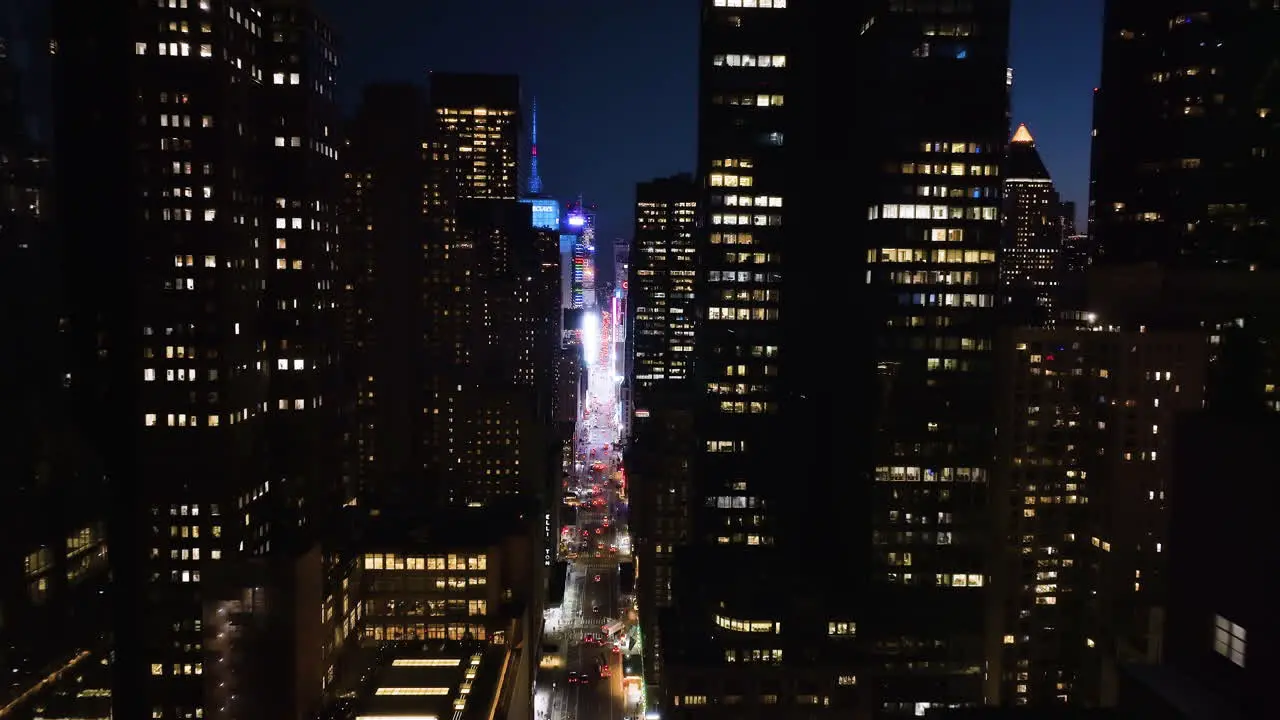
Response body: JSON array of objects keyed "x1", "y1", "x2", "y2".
[{"x1": 538, "y1": 305, "x2": 636, "y2": 720}]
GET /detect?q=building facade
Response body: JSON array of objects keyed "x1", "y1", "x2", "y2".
[
  {"x1": 1089, "y1": 1, "x2": 1280, "y2": 267},
  {"x1": 53, "y1": 1, "x2": 344, "y2": 716},
  {"x1": 1001, "y1": 123, "x2": 1062, "y2": 326},
  {"x1": 630, "y1": 174, "x2": 697, "y2": 405},
  {"x1": 859, "y1": 1, "x2": 1012, "y2": 714},
  {"x1": 342, "y1": 84, "x2": 433, "y2": 511},
  {"x1": 990, "y1": 322, "x2": 1209, "y2": 707}
]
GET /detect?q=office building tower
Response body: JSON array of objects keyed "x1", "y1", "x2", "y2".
[
  {"x1": 420, "y1": 73, "x2": 559, "y2": 509},
  {"x1": 342, "y1": 84, "x2": 433, "y2": 510},
  {"x1": 53, "y1": 1, "x2": 342, "y2": 716},
  {"x1": 563, "y1": 199, "x2": 598, "y2": 313},
  {"x1": 261, "y1": 0, "x2": 348, "y2": 532},
  {"x1": 630, "y1": 174, "x2": 697, "y2": 404},
  {"x1": 1001, "y1": 123, "x2": 1061, "y2": 326},
  {"x1": 860, "y1": 1, "x2": 1011, "y2": 714},
  {"x1": 655, "y1": 0, "x2": 872, "y2": 716},
  {"x1": 1, "y1": 19, "x2": 110, "y2": 716},
  {"x1": 1061, "y1": 235, "x2": 1090, "y2": 274},
  {"x1": 1090, "y1": 2, "x2": 1280, "y2": 266},
  {"x1": 1117, "y1": 408, "x2": 1275, "y2": 718},
  {"x1": 1058, "y1": 200, "x2": 1076, "y2": 238},
  {"x1": 572, "y1": 229, "x2": 592, "y2": 309},
  {"x1": 425, "y1": 72, "x2": 520, "y2": 200},
  {"x1": 990, "y1": 321, "x2": 1209, "y2": 707},
  {"x1": 615, "y1": 235, "x2": 631, "y2": 295},
  {"x1": 346, "y1": 77, "x2": 557, "y2": 513},
  {"x1": 421, "y1": 198, "x2": 557, "y2": 507}
]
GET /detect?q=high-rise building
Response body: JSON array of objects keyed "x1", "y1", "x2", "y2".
[
  {"x1": 420, "y1": 73, "x2": 559, "y2": 509},
  {"x1": 52, "y1": 1, "x2": 343, "y2": 716},
  {"x1": 563, "y1": 198, "x2": 598, "y2": 313},
  {"x1": 261, "y1": 0, "x2": 349, "y2": 533},
  {"x1": 1118, "y1": 407, "x2": 1274, "y2": 718},
  {"x1": 630, "y1": 174, "x2": 697, "y2": 404},
  {"x1": 1059, "y1": 200, "x2": 1077, "y2": 238},
  {"x1": 342, "y1": 84, "x2": 433, "y2": 511},
  {"x1": 1001, "y1": 123, "x2": 1061, "y2": 326},
  {"x1": 860, "y1": 1, "x2": 1011, "y2": 713},
  {"x1": 1089, "y1": 2, "x2": 1280, "y2": 267},
  {"x1": 345, "y1": 76, "x2": 558, "y2": 514},
  {"x1": 1, "y1": 15, "x2": 110, "y2": 716},
  {"x1": 656, "y1": 0, "x2": 873, "y2": 716},
  {"x1": 990, "y1": 321, "x2": 1209, "y2": 706},
  {"x1": 426, "y1": 72, "x2": 520, "y2": 200}
]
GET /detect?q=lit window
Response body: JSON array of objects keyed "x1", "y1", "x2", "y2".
[
  {"x1": 272, "y1": 72, "x2": 285, "y2": 85},
  {"x1": 199, "y1": 43, "x2": 212, "y2": 58},
  {"x1": 1213, "y1": 615, "x2": 1246, "y2": 667}
]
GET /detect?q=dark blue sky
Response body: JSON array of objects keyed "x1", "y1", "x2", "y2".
[{"x1": 321, "y1": 0, "x2": 1102, "y2": 239}]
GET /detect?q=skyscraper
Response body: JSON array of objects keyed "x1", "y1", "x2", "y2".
[
  {"x1": 860, "y1": 0, "x2": 1011, "y2": 713},
  {"x1": 346, "y1": 76, "x2": 557, "y2": 513},
  {"x1": 426, "y1": 72, "x2": 520, "y2": 200},
  {"x1": 53, "y1": 1, "x2": 342, "y2": 715},
  {"x1": 1, "y1": 10, "x2": 108, "y2": 713},
  {"x1": 1001, "y1": 123, "x2": 1061, "y2": 326},
  {"x1": 420, "y1": 73, "x2": 559, "y2": 508},
  {"x1": 342, "y1": 84, "x2": 433, "y2": 511},
  {"x1": 627, "y1": 174, "x2": 696, "y2": 702},
  {"x1": 630, "y1": 174, "x2": 697, "y2": 402},
  {"x1": 262, "y1": 0, "x2": 349, "y2": 534},
  {"x1": 1090, "y1": 2, "x2": 1280, "y2": 266},
  {"x1": 657, "y1": 0, "x2": 871, "y2": 715}
]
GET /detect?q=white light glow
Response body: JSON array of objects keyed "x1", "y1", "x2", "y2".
[{"x1": 583, "y1": 312, "x2": 600, "y2": 365}]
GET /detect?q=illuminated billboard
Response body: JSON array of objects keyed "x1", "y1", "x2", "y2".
[
  {"x1": 566, "y1": 214, "x2": 585, "y2": 228},
  {"x1": 520, "y1": 197, "x2": 560, "y2": 230}
]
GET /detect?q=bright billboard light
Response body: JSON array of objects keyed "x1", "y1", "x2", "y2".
[
  {"x1": 567, "y1": 214, "x2": 585, "y2": 227},
  {"x1": 583, "y1": 312, "x2": 600, "y2": 366}
]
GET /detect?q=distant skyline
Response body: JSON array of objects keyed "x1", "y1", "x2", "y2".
[{"x1": 321, "y1": 0, "x2": 1102, "y2": 238}]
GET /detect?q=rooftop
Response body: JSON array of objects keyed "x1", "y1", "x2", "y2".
[
  {"x1": 1007, "y1": 123, "x2": 1051, "y2": 181},
  {"x1": 344, "y1": 497, "x2": 535, "y2": 552},
  {"x1": 353, "y1": 642, "x2": 511, "y2": 720}
]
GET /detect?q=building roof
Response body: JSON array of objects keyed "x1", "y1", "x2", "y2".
[
  {"x1": 343, "y1": 497, "x2": 535, "y2": 553},
  {"x1": 1007, "y1": 123, "x2": 1051, "y2": 181},
  {"x1": 354, "y1": 642, "x2": 511, "y2": 720}
]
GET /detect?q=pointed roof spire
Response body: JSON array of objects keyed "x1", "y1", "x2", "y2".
[{"x1": 1011, "y1": 123, "x2": 1035, "y2": 144}]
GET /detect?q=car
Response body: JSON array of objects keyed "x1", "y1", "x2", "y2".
[
  {"x1": 594, "y1": 574, "x2": 602, "y2": 582},
  {"x1": 568, "y1": 671, "x2": 584, "y2": 684},
  {"x1": 592, "y1": 604, "x2": 600, "y2": 613}
]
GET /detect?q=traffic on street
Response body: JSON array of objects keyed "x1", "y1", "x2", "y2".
[{"x1": 537, "y1": 304, "x2": 641, "y2": 720}]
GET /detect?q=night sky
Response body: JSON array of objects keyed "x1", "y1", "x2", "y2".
[{"x1": 321, "y1": 0, "x2": 1103, "y2": 240}]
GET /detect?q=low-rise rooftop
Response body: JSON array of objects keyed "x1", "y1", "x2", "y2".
[{"x1": 353, "y1": 642, "x2": 511, "y2": 720}]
